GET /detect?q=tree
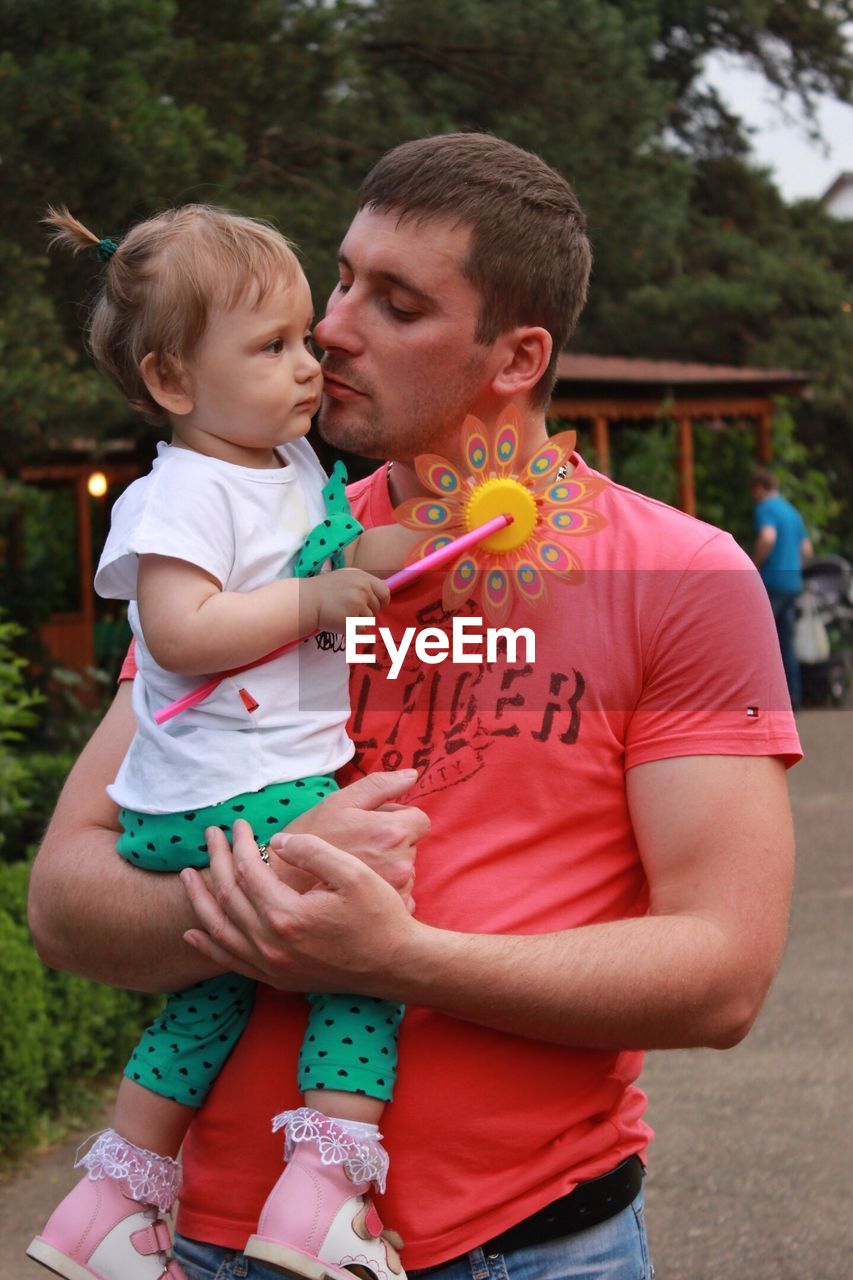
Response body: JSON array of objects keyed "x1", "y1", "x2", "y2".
[
  {"x1": 0, "y1": 0, "x2": 850, "y2": 539},
  {"x1": 0, "y1": 0, "x2": 244, "y2": 463}
]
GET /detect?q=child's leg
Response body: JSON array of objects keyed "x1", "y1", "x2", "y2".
[
  {"x1": 114, "y1": 1078, "x2": 195, "y2": 1160},
  {"x1": 245, "y1": 995, "x2": 406, "y2": 1279},
  {"x1": 28, "y1": 973, "x2": 254, "y2": 1280}
]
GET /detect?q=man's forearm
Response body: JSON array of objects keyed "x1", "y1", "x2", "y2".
[
  {"x1": 374, "y1": 912, "x2": 762, "y2": 1052},
  {"x1": 29, "y1": 820, "x2": 220, "y2": 992},
  {"x1": 28, "y1": 683, "x2": 220, "y2": 992}
]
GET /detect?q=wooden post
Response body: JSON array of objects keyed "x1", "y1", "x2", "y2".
[
  {"x1": 593, "y1": 415, "x2": 611, "y2": 476},
  {"x1": 676, "y1": 416, "x2": 696, "y2": 516},
  {"x1": 756, "y1": 410, "x2": 772, "y2": 462}
]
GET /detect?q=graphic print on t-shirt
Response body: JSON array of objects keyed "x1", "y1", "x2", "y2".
[{"x1": 320, "y1": 593, "x2": 586, "y2": 798}]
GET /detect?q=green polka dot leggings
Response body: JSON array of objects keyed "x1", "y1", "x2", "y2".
[{"x1": 119, "y1": 776, "x2": 404, "y2": 1109}]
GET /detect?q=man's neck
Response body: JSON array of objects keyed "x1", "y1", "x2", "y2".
[
  {"x1": 386, "y1": 461, "x2": 421, "y2": 506},
  {"x1": 385, "y1": 409, "x2": 561, "y2": 505}
]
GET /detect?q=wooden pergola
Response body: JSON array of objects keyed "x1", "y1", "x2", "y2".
[
  {"x1": 549, "y1": 354, "x2": 813, "y2": 515},
  {"x1": 18, "y1": 454, "x2": 142, "y2": 672}
]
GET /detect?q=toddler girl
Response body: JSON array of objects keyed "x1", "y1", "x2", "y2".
[{"x1": 29, "y1": 204, "x2": 415, "y2": 1280}]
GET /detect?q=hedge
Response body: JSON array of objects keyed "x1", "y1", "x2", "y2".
[{"x1": 0, "y1": 859, "x2": 161, "y2": 1156}]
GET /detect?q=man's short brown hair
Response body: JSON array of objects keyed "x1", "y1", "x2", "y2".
[
  {"x1": 750, "y1": 467, "x2": 778, "y2": 492},
  {"x1": 358, "y1": 133, "x2": 592, "y2": 408}
]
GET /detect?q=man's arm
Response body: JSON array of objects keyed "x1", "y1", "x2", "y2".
[
  {"x1": 182, "y1": 753, "x2": 793, "y2": 1051},
  {"x1": 27, "y1": 682, "x2": 216, "y2": 991},
  {"x1": 28, "y1": 685, "x2": 426, "y2": 992},
  {"x1": 752, "y1": 524, "x2": 777, "y2": 568}
]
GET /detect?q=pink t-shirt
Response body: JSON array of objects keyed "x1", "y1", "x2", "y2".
[{"x1": 123, "y1": 456, "x2": 800, "y2": 1265}]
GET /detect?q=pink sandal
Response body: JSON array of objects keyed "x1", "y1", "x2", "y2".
[
  {"x1": 244, "y1": 1109, "x2": 405, "y2": 1280},
  {"x1": 27, "y1": 1131, "x2": 186, "y2": 1280}
]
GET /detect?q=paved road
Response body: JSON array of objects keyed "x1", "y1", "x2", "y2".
[
  {"x1": 643, "y1": 707, "x2": 852, "y2": 1277},
  {"x1": 2, "y1": 708, "x2": 850, "y2": 1279}
]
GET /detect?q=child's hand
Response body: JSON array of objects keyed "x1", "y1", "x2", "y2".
[{"x1": 308, "y1": 568, "x2": 390, "y2": 633}]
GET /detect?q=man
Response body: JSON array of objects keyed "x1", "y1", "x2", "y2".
[
  {"x1": 750, "y1": 467, "x2": 813, "y2": 707},
  {"x1": 30, "y1": 135, "x2": 799, "y2": 1280}
]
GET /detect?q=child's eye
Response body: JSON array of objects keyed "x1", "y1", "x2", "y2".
[
  {"x1": 264, "y1": 338, "x2": 283, "y2": 354},
  {"x1": 304, "y1": 332, "x2": 316, "y2": 352}
]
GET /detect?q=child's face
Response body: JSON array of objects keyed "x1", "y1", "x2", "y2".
[{"x1": 178, "y1": 271, "x2": 322, "y2": 466}]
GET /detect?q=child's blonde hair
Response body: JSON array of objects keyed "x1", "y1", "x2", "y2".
[{"x1": 43, "y1": 203, "x2": 303, "y2": 424}]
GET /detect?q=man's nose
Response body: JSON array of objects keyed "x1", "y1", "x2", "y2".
[{"x1": 314, "y1": 289, "x2": 362, "y2": 355}]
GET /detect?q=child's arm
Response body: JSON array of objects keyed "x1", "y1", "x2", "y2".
[
  {"x1": 349, "y1": 524, "x2": 422, "y2": 576},
  {"x1": 137, "y1": 554, "x2": 389, "y2": 676}
]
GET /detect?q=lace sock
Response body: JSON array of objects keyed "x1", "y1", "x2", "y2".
[
  {"x1": 272, "y1": 1106, "x2": 390, "y2": 1193},
  {"x1": 75, "y1": 1128, "x2": 183, "y2": 1213}
]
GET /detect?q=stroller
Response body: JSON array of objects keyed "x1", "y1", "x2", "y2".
[{"x1": 796, "y1": 555, "x2": 853, "y2": 707}]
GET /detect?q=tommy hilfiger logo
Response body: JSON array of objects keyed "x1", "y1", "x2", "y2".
[{"x1": 746, "y1": 706, "x2": 761, "y2": 719}]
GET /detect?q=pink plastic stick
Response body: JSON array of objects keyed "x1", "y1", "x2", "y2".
[{"x1": 154, "y1": 513, "x2": 511, "y2": 725}]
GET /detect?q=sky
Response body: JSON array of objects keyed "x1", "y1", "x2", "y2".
[{"x1": 704, "y1": 52, "x2": 853, "y2": 202}]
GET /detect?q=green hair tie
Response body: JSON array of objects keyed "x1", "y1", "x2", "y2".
[{"x1": 96, "y1": 237, "x2": 119, "y2": 263}]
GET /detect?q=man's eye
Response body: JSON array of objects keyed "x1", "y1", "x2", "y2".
[
  {"x1": 387, "y1": 301, "x2": 418, "y2": 321},
  {"x1": 265, "y1": 338, "x2": 284, "y2": 354}
]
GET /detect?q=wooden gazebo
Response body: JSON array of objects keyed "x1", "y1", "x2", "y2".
[
  {"x1": 18, "y1": 450, "x2": 143, "y2": 672},
  {"x1": 549, "y1": 355, "x2": 813, "y2": 515}
]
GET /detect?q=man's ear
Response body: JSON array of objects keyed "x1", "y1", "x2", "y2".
[
  {"x1": 140, "y1": 352, "x2": 195, "y2": 417},
  {"x1": 490, "y1": 326, "x2": 553, "y2": 401}
]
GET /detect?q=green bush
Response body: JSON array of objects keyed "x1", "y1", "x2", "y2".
[
  {"x1": 2, "y1": 748, "x2": 76, "y2": 864},
  {"x1": 0, "y1": 614, "x2": 43, "y2": 860},
  {"x1": 0, "y1": 860, "x2": 161, "y2": 1157},
  {"x1": 0, "y1": 886, "x2": 50, "y2": 1153}
]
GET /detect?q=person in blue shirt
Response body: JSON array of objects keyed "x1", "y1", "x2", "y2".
[{"x1": 750, "y1": 467, "x2": 813, "y2": 707}]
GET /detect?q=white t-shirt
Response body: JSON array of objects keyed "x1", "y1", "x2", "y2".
[{"x1": 95, "y1": 439, "x2": 353, "y2": 813}]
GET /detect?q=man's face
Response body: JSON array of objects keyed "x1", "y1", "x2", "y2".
[{"x1": 314, "y1": 208, "x2": 496, "y2": 464}]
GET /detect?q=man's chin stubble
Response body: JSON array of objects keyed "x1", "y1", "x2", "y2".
[{"x1": 317, "y1": 403, "x2": 391, "y2": 461}]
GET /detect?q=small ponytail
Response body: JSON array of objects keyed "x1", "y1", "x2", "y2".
[
  {"x1": 43, "y1": 206, "x2": 119, "y2": 265},
  {"x1": 42, "y1": 205, "x2": 103, "y2": 257}
]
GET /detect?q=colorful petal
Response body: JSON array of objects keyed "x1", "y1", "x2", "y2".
[
  {"x1": 393, "y1": 497, "x2": 458, "y2": 532},
  {"x1": 414, "y1": 454, "x2": 467, "y2": 498},
  {"x1": 481, "y1": 568, "x2": 513, "y2": 625},
  {"x1": 407, "y1": 534, "x2": 455, "y2": 566},
  {"x1": 542, "y1": 507, "x2": 608, "y2": 536},
  {"x1": 462, "y1": 415, "x2": 491, "y2": 479},
  {"x1": 543, "y1": 475, "x2": 607, "y2": 505},
  {"x1": 494, "y1": 405, "x2": 522, "y2": 476},
  {"x1": 533, "y1": 540, "x2": 585, "y2": 581},
  {"x1": 513, "y1": 560, "x2": 550, "y2": 609},
  {"x1": 520, "y1": 430, "x2": 577, "y2": 491},
  {"x1": 442, "y1": 555, "x2": 480, "y2": 614}
]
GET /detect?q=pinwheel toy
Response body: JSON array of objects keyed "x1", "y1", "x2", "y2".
[{"x1": 394, "y1": 404, "x2": 607, "y2": 625}]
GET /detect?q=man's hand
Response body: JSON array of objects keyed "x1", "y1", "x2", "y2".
[
  {"x1": 271, "y1": 770, "x2": 427, "y2": 908},
  {"x1": 181, "y1": 821, "x2": 420, "y2": 992}
]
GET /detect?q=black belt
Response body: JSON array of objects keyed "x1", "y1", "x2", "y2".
[{"x1": 415, "y1": 1154, "x2": 645, "y2": 1271}]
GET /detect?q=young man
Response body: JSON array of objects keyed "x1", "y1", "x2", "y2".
[
  {"x1": 29, "y1": 135, "x2": 799, "y2": 1280},
  {"x1": 750, "y1": 467, "x2": 813, "y2": 707}
]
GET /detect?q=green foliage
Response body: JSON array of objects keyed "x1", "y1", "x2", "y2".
[
  {"x1": 0, "y1": 859, "x2": 161, "y2": 1156},
  {"x1": 0, "y1": 615, "x2": 43, "y2": 857},
  {"x1": 565, "y1": 402, "x2": 840, "y2": 555}
]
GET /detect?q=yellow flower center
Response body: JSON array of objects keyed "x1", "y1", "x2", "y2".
[{"x1": 464, "y1": 477, "x2": 538, "y2": 552}]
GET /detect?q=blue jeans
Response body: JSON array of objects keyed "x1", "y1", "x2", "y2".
[
  {"x1": 174, "y1": 1195, "x2": 653, "y2": 1280},
  {"x1": 768, "y1": 589, "x2": 801, "y2": 707}
]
